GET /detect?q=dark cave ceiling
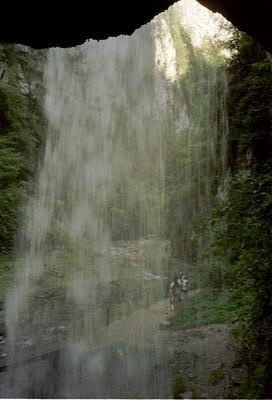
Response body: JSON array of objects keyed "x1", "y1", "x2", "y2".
[{"x1": 0, "y1": 1, "x2": 271, "y2": 52}]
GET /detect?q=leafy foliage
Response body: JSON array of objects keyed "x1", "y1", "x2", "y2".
[
  {"x1": 227, "y1": 32, "x2": 272, "y2": 170},
  {"x1": 0, "y1": 81, "x2": 41, "y2": 253},
  {"x1": 169, "y1": 289, "x2": 237, "y2": 330},
  {"x1": 205, "y1": 32, "x2": 272, "y2": 398},
  {"x1": 206, "y1": 170, "x2": 272, "y2": 398}
]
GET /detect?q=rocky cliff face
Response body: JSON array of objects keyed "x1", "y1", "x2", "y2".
[{"x1": 0, "y1": 43, "x2": 46, "y2": 102}]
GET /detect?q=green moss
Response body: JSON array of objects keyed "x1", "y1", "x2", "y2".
[
  {"x1": 191, "y1": 385, "x2": 201, "y2": 399},
  {"x1": 209, "y1": 364, "x2": 225, "y2": 386},
  {"x1": 173, "y1": 373, "x2": 187, "y2": 399},
  {"x1": 169, "y1": 289, "x2": 237, "y2": 330}
]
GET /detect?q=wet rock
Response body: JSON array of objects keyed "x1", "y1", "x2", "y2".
[
  {"x1": 23, "y1": 338, "x2": 33, "y2": 346},
  {"x1": 51, "y1": 269, "x2": 65, "y2": 278},
  {"x1": 182, "y1": 390, "x2": 193, "y2": 398},
  {"x1": 143, "y1": 271, "x2": 162, "y2": 280},
  {"x1": 57, "y1": 325, "x2": 66, "y2": 331}
]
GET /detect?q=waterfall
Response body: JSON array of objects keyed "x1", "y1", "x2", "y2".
[
  {"x1": 4, "y1": 0, "x2": 230, "y2": 397},
  {"x1": 152, "y1": 0, "x2": 230, "y2": 266}
]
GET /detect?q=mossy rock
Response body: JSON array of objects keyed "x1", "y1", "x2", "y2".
[
  {"x1": 173, "y1": 374, "x2": 187, "y2": 398},
  {"x1": 209, "y1": 364, "x2": 226, "y2": 386}
]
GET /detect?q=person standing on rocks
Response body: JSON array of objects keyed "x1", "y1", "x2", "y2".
[{"x1": 169, "y1": 275, "x2": 188, "y2": 311}]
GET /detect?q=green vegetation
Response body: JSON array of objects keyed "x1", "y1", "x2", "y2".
[
  {"x1": 169, "y1": 289, "x2": 237, "y2": 330},
  {"x1": 0, "y1": 80, "x2": 41, "y2": 254},
  {"x1": 205, "y1": 173, "x2": 272, "y2": 398},
  {"x1": 0, "y1": 46, "x2": 43, "y2": 332},
  {"x1": 209, "y1": 364, "x2": 225, "y2": 386},
  {"x1": 168, "y1": 30, "x2": 271, "y2": 398},
  {"x1": 203, "y1": 32, "x2": 272, "y2": 398},
  {"x1": 226, "y1": 33, "x2": 272, "y2": 170},
  {"x1": 173, "y1": 373, "x2": 187, "y2": 398}
]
